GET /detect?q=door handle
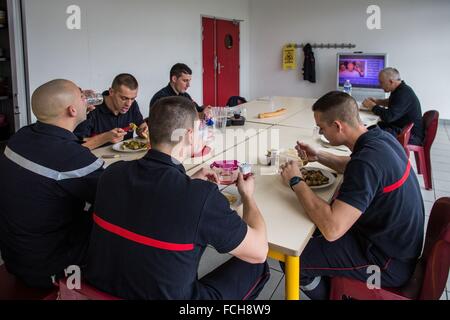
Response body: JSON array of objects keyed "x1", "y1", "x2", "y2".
[{"x1": 218, "y1": 62, "x2": 225, "y2": 75}]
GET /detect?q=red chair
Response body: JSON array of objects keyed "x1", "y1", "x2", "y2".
[
  {"x1": 408, "y1": 111, "x2": 439, "y2": 190},
  {"x1": 0, "y1": 264, "x2": 58, "y2": 300},
  {"x1": 58, "y1": 278, "x2": 121, "y2": 300},
  {"x1": 397, "y1": 123, "x2": 414, "y2": 156},
  {"x1": 330, "y1": 197, "x2": 450, "y2": 300}
]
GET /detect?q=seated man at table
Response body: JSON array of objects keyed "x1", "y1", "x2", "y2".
[
  {"x1": 85, "y1": 96, "x2": 270, "y2": 300},
  {"x1": 280, "y1": 91, "x2": 424, "y2": 300},
  {"x1": 0, "y1": 79, "x2": 104, "y2": 288},
  {"x1": 150, "y1": 63, "x2": 211, "y2": 119},
  {"x1": 362, "y1": 68, "x2": 424, "y2": 145},
  {"x1": 75, "y1": 73, "x2": 148, "y2": 150}
]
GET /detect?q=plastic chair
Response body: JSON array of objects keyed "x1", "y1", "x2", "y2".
[
  {"x1": 408, "y1": 111, "x2": 439, "y2": 190},
  {"x1": 58, "y1": 278, "x2": 121, "y2": 300},
  {"x1": 397, "y1": 123, "x2": 414, "y2": 156},
  {"x1": 0, "y1": 264, "x2": 58, "y2": 300},
  {"x1": 330, "y1": 197, "x2": 450, "y2": 300}
]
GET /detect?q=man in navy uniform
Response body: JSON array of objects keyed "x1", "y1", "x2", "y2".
[
  {"x1": 0, "y1": 79, "x2": 105, "y2": 288},
  {"x1": 280, "y1": 91, "x2": 424, "y2": 300},
  {"x1": 75, "y1": 73, "x2": 148, "y2": 150},
  {"x1": 150, "y1": 63, "x2": 211, "y2": 119},
  {"x1": 86, "y1": 96, "x2": 270, "y2": 300},
  {"x1": 363, "y1": 68, "x2": 424, "y2": 145}
]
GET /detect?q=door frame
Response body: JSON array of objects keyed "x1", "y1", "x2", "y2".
[
  {"x1": 200, "y1": 15, "x2": 242, "y2": 106},
  {"x1": 7, "y1": 0, "x2": 30, "y2": 130}
]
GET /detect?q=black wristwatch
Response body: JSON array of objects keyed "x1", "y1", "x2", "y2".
[{"x1": 289, "y1": 176, "x2": 304, "y2": 190}]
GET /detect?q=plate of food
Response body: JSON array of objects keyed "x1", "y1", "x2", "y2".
[
  {"x1": 222, "y1": 186, "x2": 242, "y2": 209},
  {"x1": 300, "y1": 167, "x2": 336, "y2": 189},
  {"x1": 112, "y1": 139, "x2": 148, "y2": 153}
]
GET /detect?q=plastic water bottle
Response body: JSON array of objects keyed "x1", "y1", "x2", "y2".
[{"x1": 343, "y1": 80, "x2": 352, "y2": 96}]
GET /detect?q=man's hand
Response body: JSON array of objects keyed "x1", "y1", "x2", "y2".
[
  {"x1": 280, "y1": 160, "x2": 303, "y2": 186},
  {"x1": 192, "y1": 167, "x2": 219, "y2": 184},
  {"x1": 296, "y1": 142, "x2": 319, "y2": 162},
  {"x1": 200, "y1": 106, "x2": 212, "y2": 120},
  {"x1": 137, "y1": 122, "x2": 149, "y2": 139},
  {"x1": 236, "y1": 173, "x2": 255, "y2": 200},
  {"x1": 362, "y1": 98, "x2": 377, "y2": 111},
  {"x1": 106, "y1": 128, "x2": 127, "y2": 144}
]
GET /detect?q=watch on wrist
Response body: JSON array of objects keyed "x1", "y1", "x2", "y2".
[{"x1": 289, "y1": 176, "x2": 304, "y2": 190}]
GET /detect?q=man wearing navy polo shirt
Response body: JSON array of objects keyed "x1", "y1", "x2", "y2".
[
  {"x1": 280, "y1": 91, "x2": 424, "y2": 300},
  {"x1": 75, "y1": 73, "x2": 148, "y2": 150},
  {"x1": 362, "y1": 68, "x2": 424, "y2": 145},
  {"x1": 86, "y1": 96, "x2": 270, "y2": 300},
  {"x1": 0, "y1": 79, "x2": 104, "y2": 288},
  {"x1": 150, "y1": 63, "x2": 211, "y2": 119}
]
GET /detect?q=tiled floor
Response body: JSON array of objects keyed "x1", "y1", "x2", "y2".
[{"x1": 199, "y1": 122, "x2": 450, "y2": 300}]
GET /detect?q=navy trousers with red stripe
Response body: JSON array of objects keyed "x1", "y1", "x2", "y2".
[
  {"x1": 198, "y1": 258, "x2": 270, "y2": 300},
  {"x1": 282, "y1": 230, "x2": 416, "y2": 300}
]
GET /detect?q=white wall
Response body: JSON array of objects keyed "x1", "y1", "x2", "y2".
[
  {"x1": 249, "y1": 0, "x2": 450, "y2": 119},
  {"x1": 22, "y1": 0, "x2": 250, "y2": 121}
]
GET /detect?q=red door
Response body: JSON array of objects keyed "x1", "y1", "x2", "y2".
[{"x1": 202, "y1": 17, "x2": 240, "y2": 106}]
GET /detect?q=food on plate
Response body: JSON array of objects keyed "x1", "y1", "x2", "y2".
[
  {"x1": 223, "y1": 193, "x2": 238, "y2": 205},
  {"x1": 123, "y1": 123, "x2": 138, "y2": 132},
  {"x1": 258, "y1": 108, "x2": 287, "y2": 119},
  {"x1": 301, "y1": 168, "x2": 330, "y2": 187},
  {"x1": 121, "y1": 140, "x2": 147, "y2": 151}
]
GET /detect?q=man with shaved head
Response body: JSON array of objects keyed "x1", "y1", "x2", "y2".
[
  {"x1": 362, "y1": 68, "x2": 424, "y2": 145},
  {"x1": 0, "y1": 79, "x2": 104, "y2": 288}
]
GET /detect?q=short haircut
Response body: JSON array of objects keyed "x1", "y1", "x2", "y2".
[
  {"x1": 111, "y1": 73, "x2": 139, "y2": 90},
  {"x1": 148, "y1": 96, "x2": 198, "y2": 147},
  {"x1": 170, "y1": 63, "x2": 192, "y2": 79},
  {"x1": 380, "y1": 67, "x2": 401, "y2": 81},
  {"x1": 312, "y1": 91, "x2": 361, "y2": 128}
]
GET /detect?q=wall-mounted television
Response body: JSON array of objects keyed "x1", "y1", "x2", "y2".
[{"x1": 337, "y1": 53, "x2": 388, "y2": 100}]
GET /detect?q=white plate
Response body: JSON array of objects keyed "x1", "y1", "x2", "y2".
[
  {"x1": 301, "y1": 167, "x2": 336, "y2": 190},
  {"x1": 112, "y1": 140, "x2": 148, "y2": 153},
  {"x1": 222, "y1": 186, "x2": 242, "y2": 209},
  {"x1": 320, "y1": 135, "x2": 349, "y2": 152}
]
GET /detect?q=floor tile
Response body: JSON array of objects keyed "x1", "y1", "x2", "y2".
[
  {"x1": 270, "y1": 276, "x2": 311, "y2": 300},
  {"x1": 431, "y1": 162, "x2": 450, "y2": 174},
  {"x1": 424, "y1": 201, "x2": 434, "y2": 216},
  {"x1": 256, "y1": 269, "x2": 283, "y2": 301},
  {"x1": 430, "y1": 155, "x2": 449, "y2": 165},
  {"x1": 267, "y1": 258, "x2": 282, "y2": 272},
  {"x1": 432, "y1": 171, "x2": 450, "y2": 183},
  {"x1": 435, "y1": 190, "x2": 450, "y2": 200},
  {"x1": 434, "y1": 180, "x2": 450, "y2": 192},
  {"x1": 198, "y1": 246, "x2": 232, "y2": 279},
  {"x1": 420, "y1": 188, "x2": 436, "y2": 202},
  {"x1": 432, "y1": 144, "x2": 450, "y2": 152}
]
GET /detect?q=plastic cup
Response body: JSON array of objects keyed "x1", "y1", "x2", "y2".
[{"x1": 85, "y1": 92, "x2": 104, "y2": 106}]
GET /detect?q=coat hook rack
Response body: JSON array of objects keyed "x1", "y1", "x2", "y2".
[{"x1": 294, "y1": 43, "x2": 356, "y2": 49}]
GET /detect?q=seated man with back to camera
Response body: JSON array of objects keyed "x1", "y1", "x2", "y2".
[
  {"x1": 85, "y1": 96, "x2": 270, "y2": 300},
  {"x1": 0, "y1": 79, "x2": 104, "y2": 288}
]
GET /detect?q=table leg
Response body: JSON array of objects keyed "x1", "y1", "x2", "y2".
[{"x1": 285, "y1": 255, "x2": 300, "y2": 300}]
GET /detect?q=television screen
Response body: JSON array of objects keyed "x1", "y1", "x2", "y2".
[{"x1": 337, "y1": 54, "x2": 387, "y2": 89}]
